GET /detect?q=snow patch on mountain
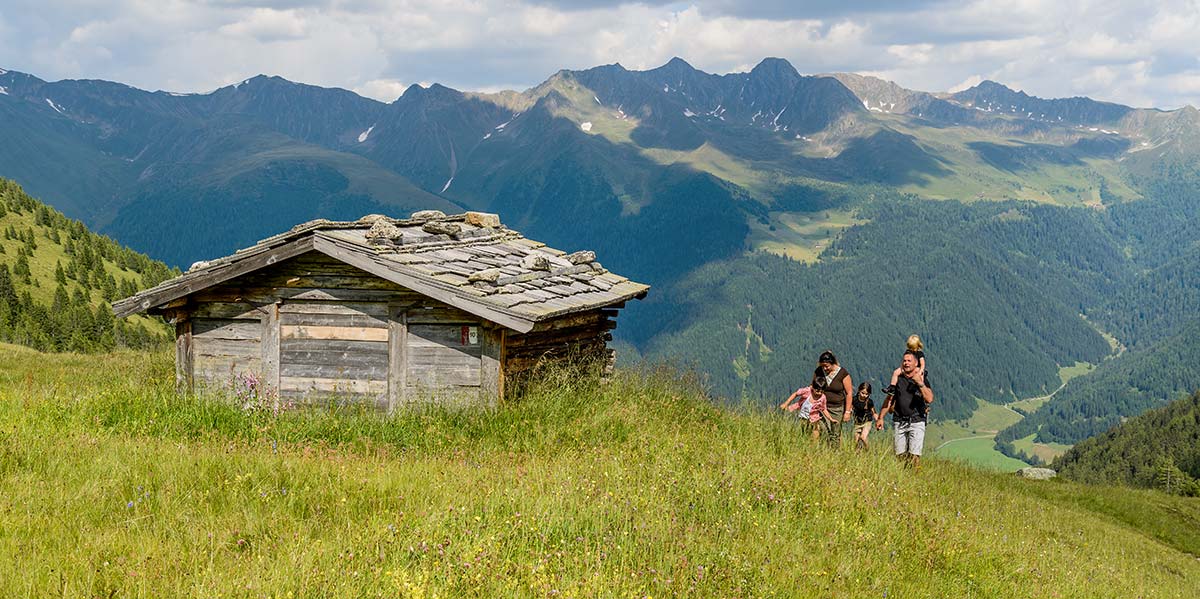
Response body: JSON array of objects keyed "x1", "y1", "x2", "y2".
[
  {"x1": 440, "y1": 177, "x2": 454, "y2": 193},
  {"x1": 580, "y1": 122, "x2": 592, "y2": 132},
  {"x1": 683, "y1": 109, "x2": 695, "y2": 117},
  {"x1": 0, "y1": 86, "x2": 7, "y2": 96},
  {"x1": 495, "y1": 115, "x2": 519, "y2": 130},
  {"x1": 45, "y1": 98, "x2": 65, "y2": 114},
  {"x1": 357, "y1": 124, "x2": 375, "y2": 143}
]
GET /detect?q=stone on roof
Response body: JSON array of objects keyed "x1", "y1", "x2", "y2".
[{"x1": 113, "y1": 210, "x2": 649, "y2": 333}]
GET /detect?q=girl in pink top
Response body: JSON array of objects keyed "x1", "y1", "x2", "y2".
[{"x1": 781, "y1": 377, "x2": 835, "y2": 440}]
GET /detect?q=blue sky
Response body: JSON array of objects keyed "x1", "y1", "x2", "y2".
[{"x1": 1, "y1": 1, "x2": 1197, "y2": 108}]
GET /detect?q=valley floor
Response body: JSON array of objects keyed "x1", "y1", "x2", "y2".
[
  {"x1": 1, "y1": 345, "x2": 1197, "y2": 597},
  {"x1": 928, "y1": 362, "x2": 1098, "y2": 470}
]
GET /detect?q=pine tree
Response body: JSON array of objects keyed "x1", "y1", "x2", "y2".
[
  {"x1": 1155, "y1": 457, "x2": 1193, "y2": 495},
  {"x1": 55, "y1": 261, "x2": 66, "y2": 285},
  {"x1": 0, "y1": 264, "x2": 17, "y2": 310},
  {"x1": 14, "y1": 254, "x2": 31, "y2": 284}
]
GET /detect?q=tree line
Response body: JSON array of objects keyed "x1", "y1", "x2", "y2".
[{"x1": 0, "y1": 178, "x2": 177, "y2": 352}]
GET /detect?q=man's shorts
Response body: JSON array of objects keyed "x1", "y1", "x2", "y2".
[
  {"x1": 894, "y1": 421, "x2": 926, "y2": 456},
  {"x1": 854, "y1": 421, "x2": 872, "y2": 436}
]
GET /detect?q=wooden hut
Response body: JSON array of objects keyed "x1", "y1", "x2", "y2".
[{"x1": 113, "y1": 211, "x2": 648, "y2": 408}]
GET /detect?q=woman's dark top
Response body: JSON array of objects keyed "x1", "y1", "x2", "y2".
[
  {"x1": 852, "y1": 396, "x2": 875, "y2": 424},
  {"x1": 822, "y1": 366, "x2": 851, "y2": 414}
]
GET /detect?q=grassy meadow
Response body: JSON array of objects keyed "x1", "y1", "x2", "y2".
[{"x1": 1, "y1": 343, "x2": 1198, "y2": 597}]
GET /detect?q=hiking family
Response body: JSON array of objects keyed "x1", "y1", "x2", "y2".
[{"x1": 780, "y1": 335, "x2": 934, "y2": 466}]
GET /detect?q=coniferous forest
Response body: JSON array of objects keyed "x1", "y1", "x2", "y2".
[
  {"x1": 1055, "y1": 391, "x2": 1200, "y2": 495},
  {"x1": 0, "y1": 179, "x2": 176, "y2": 352}
]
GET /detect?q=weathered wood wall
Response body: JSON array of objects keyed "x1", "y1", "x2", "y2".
[
  {"x1": 169, "y1": 251, "x2": 618, "y2": 408},
  {"x1": 181, "y1": 252, "x2": 501, "y2": 407}
]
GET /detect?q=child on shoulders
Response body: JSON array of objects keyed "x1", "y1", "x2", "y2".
[{"x1": 891, "y1": 334, "x2": 929, "y2": 388}]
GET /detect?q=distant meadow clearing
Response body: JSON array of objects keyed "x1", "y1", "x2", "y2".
[{"x1": 1, "y1": 344, "x2": 1197, "y2": 597}]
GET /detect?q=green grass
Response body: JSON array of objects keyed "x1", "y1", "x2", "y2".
[
  {"x1": 927, "y1": 399, "x2": 1027, "y2": 469},
  {"x1": 0, "y1": 206, "x2": 162, "y2": 332},
  {"x1": 1, "y1": 344, "x2": 1198, "y2": 597},
  {"x1": 935, "y1": 437, "x2": 1031, "y2": 472},
  {"x1": 747, "y1": 209, "x2": 865, "y2": 262},
  {"x1": 1013, "y1": 433, "x2": 1073, "y2": 464}
]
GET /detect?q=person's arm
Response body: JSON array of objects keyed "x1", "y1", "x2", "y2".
[
  {"x1": 877, "y1": 393, "x2": 893, "y2": 429},
  {"x1": 842, "y1": 373, "x2": 853, "y2": 422},
  {"x1": 821, "y1": 405, "x2": 836, "y2": 423},
  {"x1": 918, "y1": 355, "x2": 926, "y2": 375},
  {"x1": 869, "y1": 398, "x2": 878, "y2": 421},
  {"x1": 913, "y1": 371, "x2": 934, "y2": 405},
  {"x1": 890, "y1": 367, "x2": 901, "y2": 386},
  {"x1": 781, "y1": 389, "x2": 800, "y2": 410}
]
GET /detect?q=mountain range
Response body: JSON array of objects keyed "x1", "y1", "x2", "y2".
[{"x1": 3, "y1": 58, "x2": 1200, "y2": 457}]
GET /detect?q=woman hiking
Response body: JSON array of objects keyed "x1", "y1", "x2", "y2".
[{"x1": 816, "y1": 351, "x2": 853, "y2": 446}]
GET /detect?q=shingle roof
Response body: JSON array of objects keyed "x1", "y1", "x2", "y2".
[{"x1": 113, "y1": 211, "x2": 649, "y2": 332}]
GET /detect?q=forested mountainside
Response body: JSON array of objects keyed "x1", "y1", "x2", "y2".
[
  {"x1": 0, "y1": 179, "x2": 174, "y2": 352},
  {"x1": 1055, "y1": 392, "x2": 1200, "y2": 495},
  {"x1": 3, "y1": 58, "x2": 1200, "y2": 446}
]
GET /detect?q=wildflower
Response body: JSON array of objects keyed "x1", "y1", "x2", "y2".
[{"x1": 126, "y1": 501, "x2": 134, "y2": 509}]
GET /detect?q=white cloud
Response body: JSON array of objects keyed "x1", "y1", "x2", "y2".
[
  {"x1": 218, "y1": 8, "x2": 309, "y2": 41},
  {"x1": 947, "y1": 74, "x2": 983, "y2": 93},
  {"x1": 0, "y1": 0, "x2": 1196, "y2": 109},
  {"x1": 353, "y1": 79, "x2": 411, "y2": 102}
]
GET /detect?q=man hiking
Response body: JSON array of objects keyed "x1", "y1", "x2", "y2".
[{"x1": 875, "y1": 350, "x2": 934, "y2": 467}]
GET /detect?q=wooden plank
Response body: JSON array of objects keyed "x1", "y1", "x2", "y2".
[
  {"x1": 281, "y1": 344, "x2": 387, "y2": 365},
  {"x1": 406, "y1": 366, "x2": 480, "y2": 387},
  {"x1": 279, "y1": 339, "x2": 389, "y2": 354},
  {"x1": 506, "y1": 326, "x2": 610, "y2": 348},
  {"x1": 199, "y1": 287, "x2": 411, "y2": 304},
  {"x1": 278, "y1": 301, "x2": 392, "y2": 317},
  {"x1": 407, "y1": 323, "x2": 483, "y2": 348},
  {"x1": 405, "y1": 306, "x2": 478, "y2": 323},
  {"x1": 240, "y1": 273, "x2": 406, "y2": 291},
  {"x1": 280, "y1": 362, "x2": 388, "y2": 380},
  {"x1": 261, "y1": 302, "x2": 280, "y2": 396},
  {"x1": 279, "y1": 376, "x2": 388, "y2": 395},
  {"x1": 193, "y1": 337, "x2": 261, "y2": 358},
  {"x1": 191, "y1": 302, "x2": 264, "y2": 320},
  {"x1": 175, "y1": 320, "x2": 193, "y2": 394},
  {"x1": 192, "y1": 318, "x2": 262, "y2": 341},
  {"x1": 481, "y1": 327, "x2": 502, "y2": 407},
  {"x1": 280, "y1": 325, "x2": 389, "y2": 342},
  {"x1": 388, "y1": 306, "x2": 407, "y2": 411},
  {"x1": 529, "y1": 310, "x2": 607, "y2": 332},
  {"x1": 407, "y1": 347, "x2": 483, "y2": 365},
  {"x1": 194, "y1": 354, "x2": 262, "y2": 381},
  {"x1": 114, "y1": 237, "x2": 314, "y2": 318},
  {"x1": 280, "y1": 311, "x2": 388, "y2": 329}
]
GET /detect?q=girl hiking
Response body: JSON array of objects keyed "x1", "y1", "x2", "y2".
[
  {"x1": 781, "y1": 375, "x2": 835, "y2": 441},
  {"x1": 851, "y1": 382, "x2": 878, "y2": 450}
]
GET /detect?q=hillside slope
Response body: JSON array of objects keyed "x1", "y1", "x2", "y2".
[
  {"x1": 0, "y1": 178, "x2": 173, "y2": 351},
  {"x1": 0, "y1": 347, "x2": 1197, "y2": 596},
  {"x1": 1055, "y1": 391, "x2": 1200, "y2": 493}
]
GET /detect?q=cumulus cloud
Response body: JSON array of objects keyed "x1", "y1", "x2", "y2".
[
  {"x1": 218, "y1": 8, "x2": 309, "y2": 41},
  {"x1": 0, "y1": 0, "x2": 1196, "y2": 109}
]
